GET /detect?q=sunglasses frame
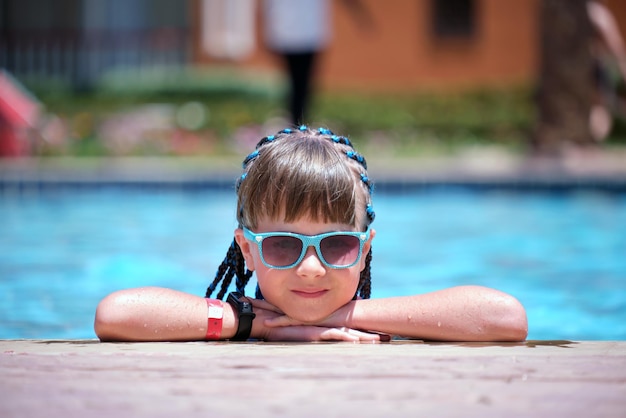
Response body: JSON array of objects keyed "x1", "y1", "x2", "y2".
[{"x1": 243, "y1": 226, "x2": 371, "y2": 269}]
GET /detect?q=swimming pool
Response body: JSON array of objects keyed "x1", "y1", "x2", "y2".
[{"x1": 1, "y1": 184, "x2": 625, "y2": 340}]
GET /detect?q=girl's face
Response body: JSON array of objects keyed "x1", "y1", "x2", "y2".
[{"x1": 235, "y1": 217, "x2": 374, "y2": 323}]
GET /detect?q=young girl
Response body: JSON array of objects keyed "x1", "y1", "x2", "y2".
[{"x1": 94, "y1": 126, "x2": 528, "y2": 343}]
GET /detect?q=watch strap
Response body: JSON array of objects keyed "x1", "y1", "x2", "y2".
[{"x1": 227, "y1": 292, "x2": 256, "y2": 341}]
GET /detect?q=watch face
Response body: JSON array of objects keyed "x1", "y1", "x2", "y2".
[{"x1": 241, "y1": 301, "x2": 253, "y2": 314}]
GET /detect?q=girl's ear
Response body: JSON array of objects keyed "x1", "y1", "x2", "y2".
[
  {"x1": 360, "y1": 228, "x2": 376, "y2": 272},
  {"x1": 234, "y1": 228, "x2": 256, "y2": 271}
]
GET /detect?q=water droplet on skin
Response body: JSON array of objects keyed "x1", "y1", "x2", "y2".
[{"x1": 437, "y1": 321, "x2": 442, "y2": 327}]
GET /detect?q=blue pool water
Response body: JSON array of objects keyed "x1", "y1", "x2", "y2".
[{"x1": 1, "y1": 185, "x2": 625, "y2": 340}]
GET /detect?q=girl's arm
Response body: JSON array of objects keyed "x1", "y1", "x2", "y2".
[
  {"x1": 342, "y1": 286, "x2": 528, "y2": 341},
  {"x1": 94, "y1": 287, "x2": 385, "y2": 342},
  {"x1": 94, "y1": 287, "x2": 238, "y2": 341},
  {"x1": 264, "y1": 286, "x2": 528, "y2": 342}
]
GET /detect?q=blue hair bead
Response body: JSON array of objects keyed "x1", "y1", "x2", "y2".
[
  {"x1": 366, "y1": 204, "x2": 376, "y2": 221},
  {"x1": 360, "y1": 173, "x2": 374, "y2": 193},
  {"x1": 344, "y1": 150, "x2": 367, "y2": 169},
  {"x1": 242, "y1": 150, "x2": 259, "y2": 167},
  {"x1": 319, "y1": 127, "x2": 332, "y2": 135},
  {"x1": 256, "y1": 135, "x2": 275, "y2": 148},
  {"x1": 340, "y1": 136, "x2": 352, "y2": 146},
  {"x1": 298, "y1": 125, "x2": 308, "y2": 131},
  {"x1": 280, "y1": 128, "x2": 293, "y2": 134}
]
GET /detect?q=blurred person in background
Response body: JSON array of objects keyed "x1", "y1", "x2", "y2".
[
  {"x1": 588, "y1": 0, "x2": 626, "y2": 141},
  {"x1": 262, "y1": 0, "x2": 374, "y2": 125}
]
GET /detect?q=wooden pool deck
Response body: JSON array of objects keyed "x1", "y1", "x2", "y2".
[{"x1": 1, "y1": 340, "x2": 625, "y2": 417}]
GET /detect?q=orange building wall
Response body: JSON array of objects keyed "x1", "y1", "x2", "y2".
[
  {"x1": 193, "y1": 0, "x2": 626, "y2": 93},
  {"x1": 320, "y1": 0, "x2": 539, "y2": 91}
]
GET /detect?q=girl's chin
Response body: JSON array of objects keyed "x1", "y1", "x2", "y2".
[
  {"x1": 283, "y1": 308, "x2": 334, "y2": 325},
  {"x1": 281, "y1": 307, "x2": 334, "y2": 324},
  {"x1": 264, "y1": 293, "x2": 354, "y2": 323}
]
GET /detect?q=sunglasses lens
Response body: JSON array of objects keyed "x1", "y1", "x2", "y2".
[
  {"x1": 320, "y1": 235, "x2": 361, "y2": 267},
  {"x1": 262, "y1": 236, "x2": 303, "y2": 267}
]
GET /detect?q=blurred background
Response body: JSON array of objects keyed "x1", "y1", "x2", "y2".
[{"x1": 2, "y1": 0, "x2": 626, "y2": 160}]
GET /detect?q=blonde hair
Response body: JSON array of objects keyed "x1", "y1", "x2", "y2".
[{"x1": 237, "y1": 129, "x2": 372, "y2": 231}]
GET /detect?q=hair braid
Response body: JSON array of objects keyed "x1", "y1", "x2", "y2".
[
  {"x1": 234, "y1": 248, "x2": 254, "y2": 295},
  {"x1": 205, "y1": 241, "x2": 234, "y2": 298},
  {"x1": 206, "y1": 240, "x2": 253, "y2": 300},
  {"x1": 357, "y1": 249, "x2": 373, "y2": 299}
]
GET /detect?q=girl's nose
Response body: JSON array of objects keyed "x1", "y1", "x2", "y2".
[{"x1": 295, "y1": 246, "x2": 326, "y2": 277}]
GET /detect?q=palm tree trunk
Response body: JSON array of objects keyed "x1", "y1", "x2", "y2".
[{"x1": 533, "y1": 0, "x2": 595, "y2": 156}]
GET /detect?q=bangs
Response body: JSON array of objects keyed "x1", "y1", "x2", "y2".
[{"x1": 239, "y1": 139, "x2": 362, "y2": 229}]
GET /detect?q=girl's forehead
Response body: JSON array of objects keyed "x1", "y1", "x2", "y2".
[
  {"x1": 254, "y1": 216, "x2": 357, "y2": 234},
  {"x1": 253, "y1": 196, "x2": 361, "y2": 223}
]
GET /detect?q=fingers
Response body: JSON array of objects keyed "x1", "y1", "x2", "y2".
[
  {"x1": 264, "y1": 325, "x2": 390, "y2": 343},
  {"x1": 319, "y1": 328, "x2": 390, "y2": 343}
]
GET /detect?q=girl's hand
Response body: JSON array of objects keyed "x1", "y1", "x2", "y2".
[
  {"x1": 263, "y1": 325, "x2": 389, "y2": 343},
  {"x1": 249, "y1": 299, "x2": 390, "y2": 342}
]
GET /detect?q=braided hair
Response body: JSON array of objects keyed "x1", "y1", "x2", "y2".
[{"x1": 205, "y1": 126, "x2": 376, "y2": 300}]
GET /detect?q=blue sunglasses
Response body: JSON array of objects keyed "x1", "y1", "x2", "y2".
[{"x1": 243, "y1": 227, "x2": 371, "y2": 269}]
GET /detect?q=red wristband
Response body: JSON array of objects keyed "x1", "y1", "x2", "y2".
[{"x1": 205, "y1": 299, "x2": 224, "y2": 340}]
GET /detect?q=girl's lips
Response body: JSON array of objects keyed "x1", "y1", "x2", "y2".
[{"x1": 291, "y1": 289, "x2": 328, "y2": 298}]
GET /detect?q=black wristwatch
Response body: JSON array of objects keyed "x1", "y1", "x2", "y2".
[{"x1": 227, "y1": 292, "x2": 256, "y2": 341}]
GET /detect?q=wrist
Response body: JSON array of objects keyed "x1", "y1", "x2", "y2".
[
  {"x1": 221, "y1": 301, "x2": 238, "y2": 340},
  {"x1": 226, "y1": 292, "x2": 256, "y2": 341}
]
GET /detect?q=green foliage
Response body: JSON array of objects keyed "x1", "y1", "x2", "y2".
[
  {"x1": 28, "y1": 74, "x2": 537, "y2": 157},
  {"x1": 312, "y1": 88, "x2": 534, "y2": 156}
]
